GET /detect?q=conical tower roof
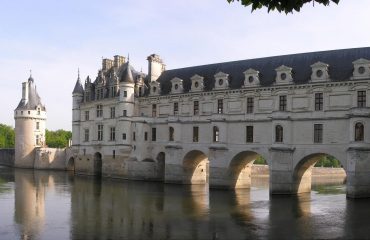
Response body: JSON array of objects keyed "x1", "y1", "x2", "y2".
[
  {"x1": 72, "y1": 70, "x2": 84, "y2": 94},
  {"x1": 120, "y1": 61, "x2": 134, "y2": 83}
]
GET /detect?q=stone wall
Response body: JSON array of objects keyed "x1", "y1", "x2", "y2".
[
  {"x1": 34, "y1": 148, "x2": 67, "y2": 170},
  {"x1": 0, "y1": 149, "x2": 15, "y2": 167},
  {"x1": 251, "y1": 165, "x2": 346, "y2": 177}
]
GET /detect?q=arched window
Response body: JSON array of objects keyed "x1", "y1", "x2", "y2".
[
  {"x1": 275, "y1": 125, "x2": 283, "y2": 143},
  {"x1": 355, "y1": 122, "x2": 364, "y2": 142},
  {"x1": 169, "y1": 127, "x2": 174, "y2": 141},
  {"x1": 213, "y1": 126, "x2": 219, "y2": 142}
]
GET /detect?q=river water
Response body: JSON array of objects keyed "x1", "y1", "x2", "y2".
[{"x1": 0, "y1": 166, "x2": 370, "y2": 240}]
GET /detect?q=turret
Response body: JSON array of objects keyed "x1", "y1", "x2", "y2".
[
  {"x1": 147, "y1": 54, "x2": 165, "y2": 82},
  {"x1": 14, "y1": 73, "x2": 46, "y2": 168},
  {"x1": 72, "y1": 70, "x2": 84, "y2": 147},
  {"x1": 119, "y1": 62, "x2": 135, "y2": 146}
]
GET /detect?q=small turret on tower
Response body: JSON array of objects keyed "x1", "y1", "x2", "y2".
[
  {"x1": 14, "y1": 73, "x2": 46, "y2": 168},
  {"x1": 72, "y1": 69, "x2": 84, "y2": 147}
]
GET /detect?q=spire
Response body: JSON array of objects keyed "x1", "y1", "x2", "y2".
[
  {"x1": 120, "y1": 61, "x2": 134, "y2": 83},
  {"x1": 72, "y1": 68, "x2": 84, "y2": 94},
  {"x1": 28, "y1": 70, "x2": 34, "y2": 82}
]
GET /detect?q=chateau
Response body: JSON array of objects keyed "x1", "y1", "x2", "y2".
[{"x1": 11, "y1": 47, "x2": 370, "y2": 198}]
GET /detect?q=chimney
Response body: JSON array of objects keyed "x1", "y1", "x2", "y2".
[
  {"x1": 147, "y1": 54, "x2": 165, "y2": 82},
  {"x1": 22, "y1": 82, "x2": 28, "y2": 104},
  {"x1": 114, "y1": 55, "x2": 125, "y2": 68},
  {"x1": 102, "y1": 58, "x2": 114, "y2": 71}
]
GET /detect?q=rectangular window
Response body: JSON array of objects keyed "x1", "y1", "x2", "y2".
[
  {"x1": 83, "y1": 149, "x2": 86, "y2": 156},
  {"x1": 174, "y1": 102, "x2": 179, "y2": 115},
  {"x1": 36, "y1": 135, "x2": 39, "y2": 145},
  {"x1": 246, "y1": 126, "x2": 253, "y2": 143},
  {"x1": 133, "y1": 132, "x2": 136, "y2": 141},
  {"x1": 124, "y1": 91, "x2": 127, "y2": 97},
  {"x1": 123, "y1": 110, "x2": 127, "y2": 116},
  {"x1": 314, "y1": 124, "x2": 323, "y2": 143},
  {"x1": 110, "y1": 107, "x2": 115, "y2": 119},
  {"x1": 122, "y1": 133, "x2": 127, "y2": 140},
  {"x1": 36, "y1": 122, "x2": 39, "y2": 130},
  {"x1": 144, "y1": 132, "x2": 148, "y2": 141},
  {"x1": 98, "y1": 124, "x2": 103, "y2": 141},
  {"x1": 358, "y1": 90, "x2": 366, "y2": 108},
  {"x1": 217, "y1": 99, "x2": 223, "y2": 114},
  {"x1": 279, "y1": 95, "x2": 287, "y2": 111},
  {"x1": 152, "y1": 104, "x2": 157, "y2": 117},
  {"x1": 193, "y1": 126, "x2": 199, "y2": 142},
  {"x1": 152, "y1": 128, "x2": 156, "y2": 141},
  {"x1": 84, "y1": 129, "x2": 89, "y2": 142},
  {"x1": 247, "y1": 97, "x2": 254, "y2": 114},
  {"x1": 139, "y1": 87, "x2": 142, "y2": 97},
  {"x1": 315, "y1": 93, "x2": 323, "y2": 111},
  {"x1": 112, "y1": 150, "x2": 115, "y2": 159},
  {"x1": 110, "y1": 127, "x2": 116, "y2": 141},
  {"x1": 85, "y1": 111, "x2": 89, "y2": 121},
  {"x1": 194, "y1": 101, "x2": 199, "y2": 115},
  {"x1": 96, "y1": 105, "x2": 103, "y2": 118}
]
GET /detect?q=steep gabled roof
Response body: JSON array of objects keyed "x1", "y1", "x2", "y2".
[{"x1": 16, "y1": 78, "x2": 46, "y2": 111}]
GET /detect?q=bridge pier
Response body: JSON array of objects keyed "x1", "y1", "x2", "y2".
[
  {"x1": 346, "y1": 148, "x2": 370, "y2": 198},
  {"x1": 269, "y1": 147, "x2": 296, "y2": 195}
]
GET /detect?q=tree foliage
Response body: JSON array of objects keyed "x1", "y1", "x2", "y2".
[
  {"x1": 315, "y1": 155, "x2": 341, "y2": 168},
  {"x1": 226, "y1": 0, "x2": 340, "y2": 13},
  {"x1": 45, "y1": 129, "x2": 72, "y2": 148},
  {"x1": 0, "y1": 124, "x2": 15, "y2": 148}
]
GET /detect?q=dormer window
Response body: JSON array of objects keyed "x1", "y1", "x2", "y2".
[
  {"x1": 170, "y1": 77, "x2": 183, "y2": 94},
  {"x1": 275, "y1": 65, "x2": 293, "y2": 85},
  {"x1": 190, "y1": 74, "x2": 204, "y2": 92},
  {"x1": 243, "y1": 68, "x2": 260, "y2": 87},
  {"x1": 149, "y1": 81, "x2": 160, "y2": 96},
  {"x1": 352, "y1": 58, "x2": 370, "y2": 80},
  {"x1": 214, "y1": 71, "x2": 229, "y2": 90},
  {"x1": 310, "y1": 61, "x2": 329, "y2": 82}
]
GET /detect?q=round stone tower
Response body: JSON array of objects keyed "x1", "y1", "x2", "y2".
[
  {"x1": 72, "y1": 71, "x2": 84, "y2": 148},
  {"x1": 14, "y1": 74, "x2": 46, "y2": 168}
]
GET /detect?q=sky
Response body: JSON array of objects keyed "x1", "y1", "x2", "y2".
[{"x1": 0, "y1": 0, "x2": 369, "y2": 130}]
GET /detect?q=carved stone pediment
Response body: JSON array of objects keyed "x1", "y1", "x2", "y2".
[
  {"x1": 243, "y1": 68, "x2": 260, "y2": 87},
  {"x1": 310, "y1": 61, "x2": 330, "y2": 82},
  {"x1": 170, "y1": 77, "x2": 184, "y2": 94},
  {"x1": 214, "y1": 71, "x2": 229, "y2": 90},
  {"x1": 190, "y1": 74, "x2": 204, "y2": 92},
  {"x1": 352, "y1": 58, "x2": 370, "y2": 80},
  {"x1": 275, "y1": 65, "x2": 293, "y2": 85}
]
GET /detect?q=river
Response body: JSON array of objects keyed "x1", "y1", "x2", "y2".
[{"x1": 0, "y1": 166, "x2": 369, "y2": 240}]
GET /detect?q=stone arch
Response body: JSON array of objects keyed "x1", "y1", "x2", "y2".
[
  {"x1": 67, "y1": 157, "x2": 75, "y2": 171},
  {"x1": 293, "y1": 152, "x2": 346, "y2": 194},
  {"x1": 93, "y1": 152, "x2": 103, "y2": 177},
  {"x1": 156, "y1": 152, "x2": 166, "y2": 181},
  {"x1": 183, "y1": 150, "x2": 208, "y2": 184},
  {"x1": 228, "y1": 151, "x2": 268, "y2": 189}
]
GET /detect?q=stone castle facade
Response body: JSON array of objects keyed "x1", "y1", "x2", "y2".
[
  {"x1": 69, "y1": 47, "x2": 370, "y2": 198},
  {"x1": 12, "y1": 47, "x2": 370, "y2": 198}
]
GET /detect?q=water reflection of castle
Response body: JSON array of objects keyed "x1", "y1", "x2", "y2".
[{"x1": 11, "y1": 170, "x2": 319, "y2": 239}]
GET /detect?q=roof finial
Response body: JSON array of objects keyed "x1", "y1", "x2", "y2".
[
  {"x1": 127, "y1": 53, "x2": 130, "y2": 62},
  {"x1": 78, "y1": 67, "x2": 80, "y2": 80},
  {"x1": 30, "y1": 69, "x2": 32, "y2": 77}
]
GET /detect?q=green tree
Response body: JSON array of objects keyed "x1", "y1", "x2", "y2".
[
  {"x1": 226, "y1": 0, "x2": 340, "y2": 13},
  {"x1": 315, "y1": 155, "x2": 341, "y2": 168},
  {"x1": 0, "y1": 124, "x2": 15, "y2": 148},
  {"x1": 45, "y1": 129, "x2": 72, "y2": 148}
]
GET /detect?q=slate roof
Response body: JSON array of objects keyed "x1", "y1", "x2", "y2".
[
  {"x1": 156, "y1": 47, "x2": 370, "y2": 95},
  {"x1": 120, "y1": 61, "x2": 135, "y2": 83},
  {"x1": 16, "y1": 78, "x2": 46, "y2": 111},
  {"x1": 72, "y1": 77, "x2": 84, "y2": 94}
]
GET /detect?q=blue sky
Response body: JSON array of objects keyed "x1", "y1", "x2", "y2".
[{"x1": 0, "y1": 0, "x2": 369, "y2": 130}]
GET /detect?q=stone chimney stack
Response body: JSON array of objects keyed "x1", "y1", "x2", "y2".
[
  {"x1": 114, "y1": 55, "x2": 125, "y2": 68},
  {"x1": 147, "y1": 54, "x2": 165, "y2": 82},
  {"x1": 102, "y1": 58, "x2": 114, "y2": 71},
  {"x1": 22, "y1": 82, "x2": 29, "y2": 104}
]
